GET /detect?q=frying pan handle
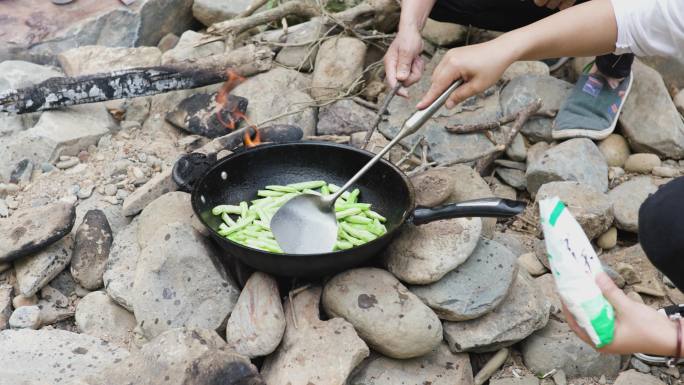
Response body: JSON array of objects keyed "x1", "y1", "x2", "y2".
[
  {"x1": 172, "y1": 152, "x2": 218, "y2": 193},
  {"x1": 410, "y1": 198, "x2": 526, "y2": 225}
]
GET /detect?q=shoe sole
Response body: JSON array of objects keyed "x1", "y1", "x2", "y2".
[{"x1": 551, "y1": 72, "x2": 634, "y2": 141}]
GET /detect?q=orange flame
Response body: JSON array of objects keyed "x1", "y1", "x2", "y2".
[{"x1": 215, "y1": 69, "x2": 262, "y2": 147}]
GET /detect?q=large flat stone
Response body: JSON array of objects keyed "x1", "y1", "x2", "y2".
[
  {"x1": 58, "y1": 45, "x2": 161, "y2": 76},
  {"x1": 14, "y1": 235, "x2": 73, "y2": 297}
]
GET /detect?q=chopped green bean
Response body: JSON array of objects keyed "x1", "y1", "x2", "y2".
[
  {"x1": 347, "y1": 189, "x2": 360, "y2": 204},
  {"x1": 367, "y1": 210, "x2": 387, "y2": 222},
  {"x1": 335, "y1": 240, "x2": 354, "y2": 250},
  {"x1": 287, "y1": 180, "x2": 327, "y2": 190},
  {"x1": 240, "y1": 201, "x2": 249, "y2": 217},
  {"x1": 345, "y1": 215, "x2": 372, "y2": 225},
  {"x1": 341, "y1": 222, "x2": 377, "y2": 242},
  {"x1": 221, "y1": 213, "x2": 236, "y2": 226},
  {"x1": 212, "y1": 205, "x2": 242, "y2": 215},
  {"x1": 335, "y1": 203, "x2": 371, "y2": 212},
  {"x1": 257, "y1": 190, "x2": 285, "y2": 198},
  {"x1": 266, "y1": 185, "x2": 299, "y2": 193},
  {"x1": 321, "y1": 185, "x2": 330, "y2": 195},
  {"x1": 336, "y1": 207, "x2": 362, "y2": 219}
]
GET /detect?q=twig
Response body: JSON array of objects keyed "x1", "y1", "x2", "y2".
[
  {"x1": 445, "y1": 109, "x2": 557, "y2": 134},
  {"x1": 306, "y1": 134, "x2": 350, "y2": 143},
  {"x1": 475, "y1": 99, "x2": 543, "y2": 175},
  {"x1": 238, "y1": 0, "x2": 270, "y2": 18},
  {"x1": 362, "y1": 83, "x2": 401, "y2": 149},
  {"x1": 208, "y1": 1, "x2": 321, "y2": 37},
  {"x1": 352, "y1": 97, "x2": 379, "y2": 111},
  {"x1": 441, "y1": 145, "x2": 506, "y2": 167},
  {"x1": 395, "y1": 135, "x2": 424, "y2": 167},
  {"x1": 406, "y1": 162, "x2": 438, "y2": 177},
  {"x1": 420, "y1": 137, "x2": 429, "y2": 165},
  {"x1": 288, "y1": 284, "x2": 311, "y2": 330}
]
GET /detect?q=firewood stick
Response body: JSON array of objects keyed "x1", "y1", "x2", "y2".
[
  {"x1": 474, "y1": 99, "x2": 543, "y2": 175},
  {"x1": 238, "y1": 0, "x2": 270, "y2": 18},
  {"x1": 0, "y1": 45, "x2": 273, "y2": 114},
  {"x1": 445, "y1": 109, "x2": 557, "y2": 133},
  {"x1": 208, "y1": 1, "x2": 321, "y2": 37}
]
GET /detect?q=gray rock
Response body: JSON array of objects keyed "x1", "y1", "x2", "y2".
[
  {"x1": 349, "y1": 343, "x2": 474, "y2": 385},
  {"x1": 473, "y1": 348, "x2": 510, "y2": 385},
  {"x1": 0, "y1": 60, "x2": 63, "y2": 91},
  {"x1": 275, "y1": 18, "x2": 327, "y2": 71},
  {"x1": 608, "y1": 177, "x2": 658, "y2": 232},
  {"x1": 12, "y1": 294, "x2": 37, "y2": 309},
  {"x1": 421, "y1": 19, "x2": 467, "y2": 46},
  {"x1": 14, "y1": 236, "x2": 73, "y2": 297},
  {"x1": 380, "y1": 52, "x2": 499, "y2": 165},
  {"x1": 652, "y1": 166, "x2": 679, "y2": 178},
  {"x1": 322, "y1": 268, "x2": 442, "y2": 359},
  {"x1": 492, "y1": 179, "x2": 518, "y2": 201},
  {"x1": 526, "y1": 138, "x2": 608, "y2": 195},
  {"x1": 522, "y1": 320, "x2": 621, "y2": 379},
  {"x1": 226, "y1": 272, "x2": 285, "y2": 359},
  {"x1": 410, "y1": 168, "x2": 456, "y2": 207},
  {"x1": 0, "y1": 284, "x2": 11, "y2": 330},
  {"x1": 0, "y1": 201, "x2": 75, "y2": 263},
  {"x1": 506, "y1": 133, "x2": 528, "y2": 162},
  {"x1": 444, "y1": 271, "x2": 550, "y2": 353},
  {"x1": 193, "y1": 0, "x2": 251, "y2": 26},
  {"x1": 410, "y1": 239, "x2": 518, "y2": 321},
  {"x1": 446, "y1": 164, "x2": 497, "y2": 237},
  {"x1": 624, "y1": 153, "x2": 662, "y2": 174},
  {"x1": 103, "y1": 219, "x2": 140, "y2": 311},
  {"x1": 500, "y1": 75, "x2": 573, "y2": 142},
  {"x1": 601, "y1": 244, "x2": 664, "y2": 298},
  {"x1": 57, "y1": 46, "x2": 161, "y2": 76},
  {"x1": 161, "y1": 30, "x2": 224, "y2": 65},
  {"x1": 536, "y1": 181, "x2": 613, "y2": 239},
  {"x1": 502, "y1": 61, "x2": 550, "y2": 83},
  {"x1": 0, "y1": 0, "x2": 194, "y2": 64},
  {"x1": 492, "y1": 231, "x2": 535, "y2": 259},
  {"x1": 597, "y1": 227, "x2": 618, "y2": 250},
  {"x1": 496, "y1": 168, "x2": 527, "y2": 190},
  {"x1": 71, "y1": 210, "x2": 113, "y2": 290},
  {"x1": 384, "y1": 217, "x2": 482, "y2": 285},
  {"x1": 518, "y1": 252, "x2": 547, "y2": 276},
  {"x1": 37, "y1": 285, "x2": 73, "y2": 326},
  {"x1": 317, "y1": 99, "x2": 377, "y2": 135},
  {"x1": 620, "y1": 60, "x2": 684, "y2": 159},
  {"x1": 137, "y1": 191, "x2": 197, "y2": 249},
  {"x1": 78, "y1": 328, "x2": 264, "y2": 385},
  {"x1": 614, "y1": 370, "x2": 666, "y2": 385},
  {"x1": 262, "y1": 286, "x2": 369, "y2": 385},
  {"x1": 75, "y1": 291, "x2": 136, "y2": 349},
  {"x1": 527, "y1": 141, "x2": 550, "y2": 165},
  {"x1": 598, "y1": 134, "x2": 631, "y2": 168},
  {"x1": 311, "y1": 37, "x2": 367, "y2": 100},
  {"x1": 132, "y1": 222, "x2": 239, "y2": 340},
  {"x1": 122, "y1": 167, "x2": 177, "y2": 216},
  {"x1": 631, "y1": 357, "x2": 651, "y2": 373},
  {"x1": 8, "y1": 305, "x2": 41, "y2": 329},
  {"x1": 535, "y1": 274, "x2": 563, "y2": 316},
  {"x1": 0, "y1": 329, "x2": 128, "y2": 384},
  {"x1": 232, "y1": 67, "x2": 317, "y2": 137}
]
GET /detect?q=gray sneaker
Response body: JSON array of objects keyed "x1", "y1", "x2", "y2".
[{"x1": 552, "y1": 71, "x2": 633, "y2": 141}]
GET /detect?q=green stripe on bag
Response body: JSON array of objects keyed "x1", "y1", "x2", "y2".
[{"x1": 549, "y1": 201, "x2": 566, "y2": 226}]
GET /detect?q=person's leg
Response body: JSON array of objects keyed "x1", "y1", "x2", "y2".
[
  {"x1": 429, "y1": 0, "x2": 558, "y2": 32},
  {"x1": 639, "y1": 176, "x2": 684, "y2": 292}
]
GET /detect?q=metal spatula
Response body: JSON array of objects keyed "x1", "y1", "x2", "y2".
[{"x1": 271, "y1": 81, "x2": 463, "y2": 254}]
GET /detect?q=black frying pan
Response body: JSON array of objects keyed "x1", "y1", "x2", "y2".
[{"x1": 190, "y1": 142, "x2": 525, "y2": 277}]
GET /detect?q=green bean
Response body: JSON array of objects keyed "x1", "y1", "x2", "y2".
[
  {"x1": 240, "y1": 202, "x2": 249, "y2": 217},
  {"x1": 221, "y1": 213, "x2": 236, "y2": 226},
  {"x1": 335, "y1": 240, "x2": 354, "y2": 250},
  {"x1": 341, "y1": 223, "x2": 377, "y2": 242},
  {"x1": 212, "y1": 205, "x2": 242, "y2": 215},
  {"x1": 327, "y1": 184, "x2": 351, "y2": 200},
  {"x1": 266, "y1": 185, "x2": 299, "y2": 193},
  {"x1": 367, "y1": 210, "x2": 387, "y2": 222},
  {"x1": 336, "y1": 208, "x2": 362, "y2": 219},
  {"x1": 321, "y1": 185, "x2": 330, "y2": 195},
  {"x1": 335, "y1": 203, "x2": 371, "y2": 212},
  {"x1": 302, "y1": 189, "x2": 322, "y2": 196},
  {"x1": 347, "y1": 189, "x2": 360, "y2": 204},
  {"x1": 287, "y1": 180, "x2": 327, "y2": 190},
  {"x1": 257, "y1": 190, "x2": 286, "y2": 198},
  {"x1": 338, "y1": 228, "x2": 365, "y2": 246},
  {"x1": 345, "y1": 215, "x2": 372, "y2": 225}
]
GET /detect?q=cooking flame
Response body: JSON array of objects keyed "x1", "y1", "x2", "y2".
[
  {"x1": 242, "y1": 117, "x2": 262, "y2": 148},
  {"x1": 215, "y1": 69, "x2": 261, "y2": 147}
]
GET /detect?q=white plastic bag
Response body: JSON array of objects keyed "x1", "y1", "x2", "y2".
[{"x1": 539, "y1": 197, "x2": 615, "y2": 348}]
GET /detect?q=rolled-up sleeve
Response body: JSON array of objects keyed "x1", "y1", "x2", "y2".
[{"x1": 611, "y1": 0, "x2": 684, "y2": 61}]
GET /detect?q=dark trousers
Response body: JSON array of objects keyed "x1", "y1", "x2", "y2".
[
  {"x1": 429, "y1": 0, "x2": 634, "y2": 78},
  {"x1": 639, "y1": 177, "x2": 684, "y2": 293}
]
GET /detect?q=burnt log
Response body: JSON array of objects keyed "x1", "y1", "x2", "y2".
[
  {"x1": 166, "y1": 93, "x2": 249, "y2": 139},
  {"x1": 0, "y1": 45, "x2": 273, "y2": 114}
]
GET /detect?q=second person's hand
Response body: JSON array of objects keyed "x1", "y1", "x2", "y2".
[
  {"x1": 417, "y1": 40, "x2": 515, "y2": 110},
  {"x1": 384, "y1": 28, "x2": 425, "y2": 97}
]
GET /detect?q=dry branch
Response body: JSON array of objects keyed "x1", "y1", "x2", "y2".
[
  {"x1": 208, "y1": 1, "x2": 321, "y2": 37},
  {"x1": 445, "y1": 109, "x2": 557, "y2": 134},
  {"x1": 0, "y1": 45, "x2": 273, "y2": 114},
  {"x1": 474, "y1": 99, "x2": 543, "y2": 175}
]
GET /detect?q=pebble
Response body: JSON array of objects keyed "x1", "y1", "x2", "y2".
[
  {"x1": 624, "y1": 153, "x2": 662, "y2": 174},
  {"x1": 55, "y1": 158, "x2": 79, "y2": 169},
  {"x1": 627, "y1": 291, "x2": 645, "y2": 304},
  {"x1": 652, "y1": 166, "x2": 679, "y2": 178},
  {"x1": 0, "y1": 199, "x2": 8, "y2": 218},
  {"x1": 474, "y1": 348, "x2": 509, "y2": 385},
  {"x1": 262, "y1": 286, "x2": 369, "y2": 385},
  {"x1": 65, "y1": 163, "x2": 88, "y2": 175},
  {"x1": 633, "y1": 284, "x2": 666, "y2": 298},
  {"x1": 70, "y1": 210, "x2": 113, "y2": 290},
  {"x1": 102, "y1": 196, "x2": 120, "y2": 205},
  {"x1": 120, "y1": 120, "x2": 141, "y2": 130},
  {"x1": 41, "y1": 163, "x2": 55, "y2": 173},
  {"x1": 115, "y1": 189, "x2": 129, "y2": 199},
  {"x1": 104, "y1": 184, "x2": 117, "y2": 196},
  {"x1": 608, "y1": 176, "x2": 658, "y2": 232},
  {"x1": 597, "y1": 227, "x2": 618, "y2": 249},
  {"x1": 617, "y1": 262, "x2": 640, "y2": 285},
  {"x1": 75, "y1": 291, "x2": 136, "y2": 348},
  {"x1": 9, "y1": 305, "x2": 41, "y2": 329},
  {"x1": 12, "y1": 294, "x2": 38, "y2": 308},
  {"x1": 609, "y1": 166, "x2": 626, "y2": 181},
  {"x1": 410, "y1": 239, "x2": 519, "y2": 321},
  {"x1": 226, "y1": 272, "x2": 285, "y2": 359},
  {"x1": 77, "y1": 184, "x2": 95, "y2": 199},
  {"x1": 322, "y1": 268, "x2": 442, "y2": 359},
  {"x1": 553, "y1": 370, "x2": 568, "y2": 385},
  {"x1": 598, "y1": 134, "x2": 631, "y2": 167},
  {"x1": 37, "y1": 285, "x2": 73, "y2": 325},
  {"x1": 518, "y1": 252, "x2": 547, "y2": 276}
]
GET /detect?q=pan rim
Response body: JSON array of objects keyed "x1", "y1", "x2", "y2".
[{"x1": 190, "y1": 141, "x2": 415, "y2": 258}]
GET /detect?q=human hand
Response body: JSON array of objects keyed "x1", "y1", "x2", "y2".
[
  {"x1": 533, "y1": 0, "x2": 577, "y2": 10},
  {"x1": 384, "y1": 28, "x2": 425, "y2": 97},
  {"x1": 563, "y1": 272, "x2": 679, "y2": 356},
  {"x1": 417, "y1": 40, "x2": 514, "y2": 110}
]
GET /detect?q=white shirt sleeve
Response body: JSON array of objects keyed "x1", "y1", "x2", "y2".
[{"x1": 611, "y1": 0, "x2": 684, "y2": 62}]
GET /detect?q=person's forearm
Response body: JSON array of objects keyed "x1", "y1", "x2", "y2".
[
  {"x1": 398, "y1": 0, "x2": 437, "y2": 33},
  {"x1": 493, "y1": 0, "x2": 618, "y2": 63}
]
